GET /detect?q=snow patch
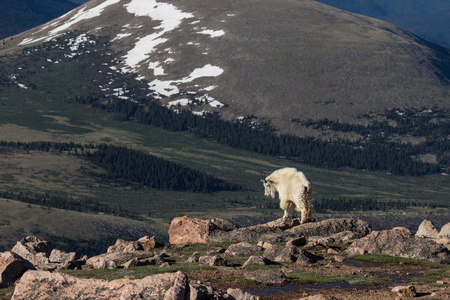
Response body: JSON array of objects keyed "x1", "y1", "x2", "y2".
[
  {"x1": 149, "y1": 64, "x2": 224, "y2": 96},
  {"x1": 19, "y1": 0, "x2": 120, "y2": 46},
  {"x1": 198, "y1": 29, "x2": 225, "y2": 37}
]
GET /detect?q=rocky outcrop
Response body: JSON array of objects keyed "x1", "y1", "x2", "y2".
[
  {"x1": 285, "y1": 218, "x2": 371, "y2": 239},
  {"x1": 86, "y1": 251, "x2": 159, "y2": 269},
  {"x1": 415, "y1": 220, "x2": 439, "y2": 239},
  {"x1": 10, "y1": 236, "x2": 80, "y2": 271},
  {"x1": 263, "y1": 245, "x2": 320, "y2": 265},
  {"x1": 346, "y1": 227, "x2": 450, "y2": 264},
  {"x1": 169, "y1": 216, "x2": 372, "y2": 244},
  {"x1": 11, "y1": 270, "x2": 231, "y2": 300},
  {"x1": 438, "y1": 223, "x2": 450, "y2": 239},
  {"x1": 107, "y1": 236, "x2": 161, "y2": 253},
  {"x1": 0, "y1": 251, "x2": 35, "y2": 288},
  {"x1": 391, "y1": 285, "x2": 417, "y2": 297},
  {"x1": 224, "y1": 242, "x2": 264, "y2": 257},
  {"x1": 11, "y1": 236, "x2": 53, "y2": 267}
]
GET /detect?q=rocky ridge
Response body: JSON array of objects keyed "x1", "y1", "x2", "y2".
[{"x1": 1, "y1": 217, "x2": 449, "y2": 299}]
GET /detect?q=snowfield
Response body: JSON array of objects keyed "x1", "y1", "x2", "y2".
[{"x1": 19, "y1": 0, "x2": 227, "y2": 113}]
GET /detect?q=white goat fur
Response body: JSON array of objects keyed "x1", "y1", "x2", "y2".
[{"x1": 262, "y1": 167, "x2": 313, "y2": 223}]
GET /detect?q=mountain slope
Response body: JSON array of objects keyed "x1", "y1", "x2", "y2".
[
  {"x1": 316, "y1": 0, "x2": 450, "y2": 48},
  {"x1": 0, "y1": 0, "x2": 79, "y2": 40},
  {"x1": 2, "y1": 0, "x2": 448, "y2": 138}
]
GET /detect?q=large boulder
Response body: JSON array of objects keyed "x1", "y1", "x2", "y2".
[
  {"x1": 11, "y1": 270, "x2": 231, "y2": 299},
  {"x1": 285, "y1": 218, "x2": 371, "y2": 239},
  {"x1": 169, "y1": 216, "x2": 371, "y2": 245},
  {"x1": 169, "y1": 216, "x2": 217, "y2": 244},
  {"x1": 415, "y1": 220, "x2": 439, "y2": 239},
  {"x1": 438, "y1": 223, "x2": 450, "y2": 239},
  {"x1": 224, "y1": 242, "x2": 264, "y2": 257},
  {"x1": 86, "y1": 251, "x2": 156, "y2": 269},
  {"x1": 346, "y1": 227, "x2": 450, "y2": 264},
  {"x1": 0, "y1": 251, "x2": 35, "y2": 288},
  {"x1": 11, "y1": 236, "x2": 54, "y2": 267},
  {"x1": 263, "y1": 245, "x2": 320, "y2": 264},
  {"x1": 107, "y1": 236, "x2": 162, "y2": 253}
]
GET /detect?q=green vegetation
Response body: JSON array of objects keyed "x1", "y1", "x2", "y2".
[{"x1": 352, "y1": 254, "x2": 449, "y2": 268}]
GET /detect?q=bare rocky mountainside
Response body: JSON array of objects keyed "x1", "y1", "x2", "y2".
[
  {"x1": 1, "y1": 217, "x2": 449, "y2": 299},
  {"x1": 1, "y1": 0, "x2": 449, "y2": 136}
]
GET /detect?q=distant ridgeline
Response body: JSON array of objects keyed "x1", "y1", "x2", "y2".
[
  {"x1": 0, "y1": 141, "x2": 243, "y2": 194},
  {"x1": 73, "y1": 96, "x2": 448, "y2": 176}
]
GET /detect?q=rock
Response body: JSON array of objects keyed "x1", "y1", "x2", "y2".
[
  {"x1": 227, "y1": 288, "x2": 261, "y2": 300},
  {"x1": 107, "y1": 236, "x2": 162, "y2": 253},
  {"x1": 298, "y1": 295, "x2": 338, "y2": 300},
  {"x1": 244, "y1": 269, "x2": 286, "y2": 284},
  {"x1": 163, "y1": 271, "x2": 188, "y2": 300},
  {"x1": 346, "y1": 227, "x2": 450, "y2": 264},
  {"x1": 107, "y1": 239, "x2": 141, "y2": 253},
  {"x1": 327, "y1": 248, "x2": 339, "y2": 255},
  {"x1": 224, "y1": 242, "x2": 264, "y2": 257},
  {"x1": 391, "y1": 285, "x2": 417, "y2": 297},
  {"x1": 257, "y1": 241, "x2": 273, "y2": 249},
  {"x1": 169, "y1": 216, "x2": 371, "y2": 245},
  {"x1": 242, "y1": 256, "x2": 271, "y2": 268},
  {"x1": 285, "y1": 218, "x2": 371, "y2": 239},
  {"x1": 123, "y1": 257, "x2": 139, "y2": 269},
  {"x1": 437, "y1": 237, "x2": 450, "y2": 250},
  {"x1": 190, "y1": 282, "x2": 226, "y2": 299},
  {"x1": 11, "y1": 270, "x2": 226, "y2": 299},
  {"x1": 263, "y1": 245, "x2": 320, "y2": 264},
  {"x1": 286, "y1": 236, "x2": 307, "y2": 247},
  {"x1": 49, "y1": 249, "x2": 78, "y2": 265},
  {"x1": 438, "y1": 223, "x2": 450, "y2": 239},
  {"x1": 11, "y1": 236, "x2": 54, "y2": 267},
  {"x1": 266, "y1": 218, "x2": 301, "y2": 230},
  {"x1": 210, "y1": 218, "x2": 240, "y2": 231},
  {"x1": 416, "y1": 220, "x2": 439, "y2": 239},
  {"x1": 86, "y1": 251, "x2": 155, "y2": 269},
  {"x1": 138, "y1": 236, "x2": 161, "y2": 252},
  {"x1": 310, "y1": 230, "x2": 357, "y2": 244},
  {"x1": 199, "y1": 255, "x2": 235, "y2": 267},
  {"x1": 169, "y1": 216, "x2": 215, "y2": 244},
  {"x1": 0, "y1": 251, "x2": 35, "y2": 288}
]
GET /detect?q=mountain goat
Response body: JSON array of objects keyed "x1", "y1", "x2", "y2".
[{"x1": 261, "y1": 167, "x2": 313, "y2": 223}]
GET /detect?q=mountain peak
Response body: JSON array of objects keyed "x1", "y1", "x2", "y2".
[{"x1": 2, "y1": 0, "x2": 449, "y2": 134}]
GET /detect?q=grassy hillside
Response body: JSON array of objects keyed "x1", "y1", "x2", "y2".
[{"x1": 316, "y1": 0, "x2": 450, "y2": 48}]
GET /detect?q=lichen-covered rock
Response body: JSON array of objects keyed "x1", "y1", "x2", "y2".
[
  {"x1": 286, "y1": 218, "x2": 371, "y2": 239},
  {"x1": 86, "y1": 251, "x2": 155, "y2": 269},
  {"x1": 416, "y1": 220, "x2": 439, "y2": 239},
  {"x1": 346, "y1": 227, "x2": 450, "y2": 264},
  {"x1": 49, "y1": 249, "x2": 78, "y2": 265},
  {"x1": 391, "y1": 285, "x2": 417, "y2": 297},
  {"x1": 11, "y1": 270, "x2": 230, "y2": 300},
  {"x1": 438, "y1": 223, "x2": 450, "y2": 239},
  {"x1": 227, "y1": 288, "x2": 261, "y2": 300},
  {"x1": 242, "y1": 256, "x2": 271, "y2": 268},
  {"x1": 244, "y1": 269, "x2": 286, "y2": 284},
  {"x1": 198, "y1": 255, "x2": 235, "y2": 267},
  {"x1": 169, "y1": 216, "x2": 371, "y2": 245},
  {"x1": 169, "y1": 216, "x2": 214, "y2": 244},
  {"x1": 11, "y1": 236, "x2": 54, "y2": 267},
  {"x1": 263, "y1": 245, "x2": 320, "y2": 264},
  {"x1": 224, "y1": 242, "x2": 263, "y2": 257},
  {"x1": 0, "y1": 251, "x2": 35, "y2": 288},
  {"x1": 286, "y1": 236, "x2": 307, "y2": 247}
]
